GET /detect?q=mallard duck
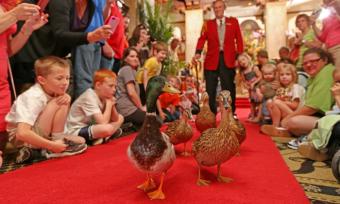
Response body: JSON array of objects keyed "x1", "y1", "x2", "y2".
[
  {"x1": 127, "y1": 76, "x2": 180, "y2": 200},
  {"x1": 165, "y1": 107, "x2": 193, "y2": 156},
  {"x1": 195, "y1": 92, "x2": 216, "y2": 133},
  {"x1": 192, "y1": 90, "x2": 240, "y2": 186}
]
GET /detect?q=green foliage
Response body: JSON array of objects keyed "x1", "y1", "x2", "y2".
[
  {"x1": 161, "y1": 58, "x2": 186, "y2": 77},
  {"x1": 140, "y1": 0, "x2": 174, "y2": 43},
  {"x1": 138, "y1": 0, "x2": 178, "y2": 76},
  {"x1": 137, "y1": 1, "x2": 146, "y2": 25}
]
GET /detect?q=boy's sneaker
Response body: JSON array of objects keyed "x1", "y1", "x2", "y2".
[
  {"x1": 298, "y1": 142, "x2": 329, "y2": 162},
  {"x1": 105, "y1": 128, "x2": 123, "y2": 142},
  {"x1": 261, "y1": 116, "x2": 272, "y2": 125},
  {"x1": 45, "y1": 138, "x2": 87, "y2": 159},
  {"x1": 92, "y1": 128, "x2": 124, "y2": 146},
  {"x1": 16, "y1": 146, "x2": 32, "y2": 164},
  {"x1": 331, "y1": 150, "x2": 340, "y2": 182},
  {"x1": 92, "y1": 138, "x2": 104, "y2": 146},
  {"x1": 287, "y1": 135, "x2": 308, "y2": 150}
]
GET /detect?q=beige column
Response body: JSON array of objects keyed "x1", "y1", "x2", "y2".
[
  {"x1": 185, "y1": 9, "x2": 204, "y2": 63},
  {"x1": 265, "y1": 1, "x2": 287, "y2": 59}
]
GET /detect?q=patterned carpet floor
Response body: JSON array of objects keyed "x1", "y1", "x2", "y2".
[{"x1": 272, "y1": 137, "x2": 340, "y2": 204}]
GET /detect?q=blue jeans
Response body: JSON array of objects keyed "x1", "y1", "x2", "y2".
[
  {"x1": 262, "y1": 99, "x2": 270, "y2": 117},
  {"x1": 72, "y1": 43, "x2": 101, "y2": 98},
  {"x1": 100, "y1": 55, "x2": 114, "y2": 70}
]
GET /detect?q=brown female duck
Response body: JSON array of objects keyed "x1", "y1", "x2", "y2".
[
  {"x1": 195, "y1": 92, "x2": 216, "y2": 133},
  {"x1": 165, "y1": 107, "x2": 193, "y2": 156},
  {"x1": 226, "y1": 95, "x2": 246, "y2": 145},
  {"x1": 192, "y1": 90, "x2": 239, "y2": 186},
  {"x1": 127, "y1": 76, "x2": 180, "y2": 200}
]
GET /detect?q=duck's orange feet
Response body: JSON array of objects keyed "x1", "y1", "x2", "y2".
[
  {"x1": 216, "y1": 163, "x2": 233, "y2": 183},
  {"x1": 196, "y1": 178, "x2": 211, "y2": 186},
  {"x1": 217, "y1": 175, "x2": 233, "y2": 183},
  {"x1": 147, "y1": 188, "x2": 165, "y2": 200},
  {"x1": 137, "y1": 177, "x2": 156, "y2": 192},
  {"x1": 197, "y1": 167, "x2": 210, "y2": 186}
]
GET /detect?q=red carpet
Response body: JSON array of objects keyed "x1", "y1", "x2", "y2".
[
  {"x1": 236, "y1": 97, "x2": 251, "y2": 108},
  {"x1": 0, "y1": 109, "x2": 308, "y2": 203}
]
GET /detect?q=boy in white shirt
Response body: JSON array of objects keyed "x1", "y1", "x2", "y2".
[
  {"x1": 66, "y1": 69, "x2": 124, "y2": 145},
  {"x1": 6, "y1": 56, "x2": 87, "y2": 163}
]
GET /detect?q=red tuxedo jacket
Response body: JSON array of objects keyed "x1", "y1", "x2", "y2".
[{"x1": 195, "y1": 17, "x2": 244, "y2": 70}]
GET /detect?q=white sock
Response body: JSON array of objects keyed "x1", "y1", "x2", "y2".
[{"x1": 51, "y1": 132, "x2": 65, "y2": 141}]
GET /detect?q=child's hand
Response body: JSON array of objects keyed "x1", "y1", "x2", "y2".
[
  {"x1": 169, "y1": 105, "x2": 176, "y2": 114},
  {"x1": 277, "y1": 95, "x2": 289, "y2": 101},
  {"x1": 331, "y1": 83, "x2": 340, "y2": 96},
  {"x1": 140, "y1": 105, "x2": 146, "y2": 112},
  {"x1": 55, "y1": 94, "x2": 71, "y2": 106},
  {"x1": 271, "y1": 81, "x2": 280, "y2": 90},
  {"x1": 111, "y1": 96, "x2": 117, "y2": 105},
  {"x1": 159, "y1": 111, "x2": 166, "y2": 121},
  {"x1": 294, "y1": 32, "x2": 303, "y2": 44},
  {"x1": 106, "y1": 99, "x2": 114, "y2": 108},
  {"x1": 259, "y1": 85, "x2": 266, "y2": 94},
  {"x1": 49, "y1": 140, "x2": 67, "y2": 153},
  {"x1": 250, "y1": 83, "x2": 255, "y2": 89}
]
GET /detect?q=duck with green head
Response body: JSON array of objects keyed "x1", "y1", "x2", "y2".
[{"x1": 127, "y1": 76, "x2": 180, "y2": 200}]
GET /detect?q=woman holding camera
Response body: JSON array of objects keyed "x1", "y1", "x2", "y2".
[{"x1": 311, "y1": 0, "x2": 340, "y2": 68}]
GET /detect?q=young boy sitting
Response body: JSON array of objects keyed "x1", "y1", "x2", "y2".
[
  {"x1": 66, "y1": 69, "x2": 124, "y2": 145},
  {"x1": 5, "y1": 56, "x2": 87, "y2": 163},
  {"x1": 136, "y1": 41, "x2": 168, "y2": 105}
]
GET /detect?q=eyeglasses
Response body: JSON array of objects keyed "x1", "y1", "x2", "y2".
[{"x1": 302, "y1": 58, "x2": 321, "y2": 67}]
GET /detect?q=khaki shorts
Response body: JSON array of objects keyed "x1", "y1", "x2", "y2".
[{"x1": 7, "y1": 123, "x2": 51, "y2": 148}]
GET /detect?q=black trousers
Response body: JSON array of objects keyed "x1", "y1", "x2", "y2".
[
  {"x1": 124, "y1": 108, "x2": 146, "y2": 128},
  {"x1": 204, "y1": 52, "x2": 236, "y2": 114},
  {"x1": 327, "y1": 121, "x2": 340, "y2": 157},
  {"x1": 112, "y1": 58, "x2": 121, "y2": 74}
]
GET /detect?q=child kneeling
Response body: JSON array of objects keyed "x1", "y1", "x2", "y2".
[
  {"x1": 5, "y1": 56, "x2": 87, "y2": 164},
  {"x1": 66, "y1": 69, "x2": 124, "y2": 145}
]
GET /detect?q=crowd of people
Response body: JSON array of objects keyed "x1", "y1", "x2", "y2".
[
  {"x1": 0, "y1": 0, "x2": 200, "y2": 167},
  {"x1": 0, "y1": 0, "x2": 339, "y2": 182},
  {"x1": 239, "y1": 0, "x2": 340, "y2": 172}
]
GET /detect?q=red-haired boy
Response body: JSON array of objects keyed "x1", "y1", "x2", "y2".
[{"x1": 66, "y1": 69, "x2": 124, "y2": 145}]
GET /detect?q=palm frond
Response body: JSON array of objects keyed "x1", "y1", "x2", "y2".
[{"x1": 143, "y1": 0, "x2": 174, "y2": 43}]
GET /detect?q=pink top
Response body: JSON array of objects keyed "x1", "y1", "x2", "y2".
[
  {"x1": 317, "y1": 14, "x2": 340, "y2": 48},
  {"x1": 0, "y1": 23, "x2": 16, "y2": 131}
]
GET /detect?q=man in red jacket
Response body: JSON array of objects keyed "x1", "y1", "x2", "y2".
[{"x1": 194, "y1": 0, "x2": 243, "y2": 115}]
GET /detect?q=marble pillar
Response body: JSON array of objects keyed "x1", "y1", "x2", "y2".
[
  {"x1": 185, "y1": 9, "x2": 204, "y2": 63},
  {"x1": 265, "y1": 1, "x2": 287, "y2": 59}
]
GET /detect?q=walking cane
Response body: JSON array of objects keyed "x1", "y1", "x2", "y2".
[
  {"x1": 8, "y1": 59, "x2": 17, "y2": 99},
  {"x1": 193, "y1": 59, "x2": 200, "y2": 102}
]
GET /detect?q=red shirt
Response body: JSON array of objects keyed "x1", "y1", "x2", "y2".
[
  {"x1": 106, "y1": 3, "x2": 128, "y2": 59},
  {"x1": 158, "y1": 93, "x2": 180, "y2": 109}
]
